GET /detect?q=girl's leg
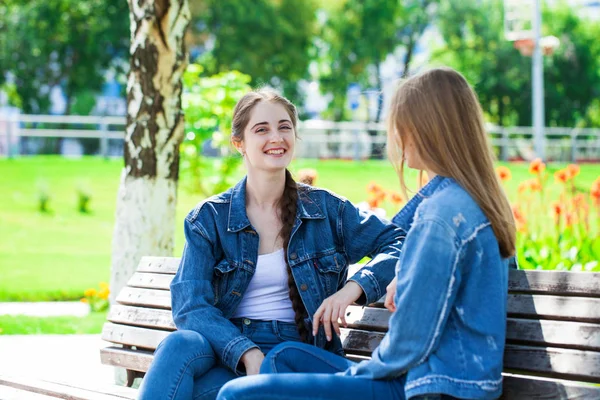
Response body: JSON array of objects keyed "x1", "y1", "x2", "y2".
[
  {"x1": 192, "y1": 367, "x2": 237, "y2": 400},
  {"x1": 217, "y1": 373, "x2": 406, "y2": 400},
  {"x1": 138, "y1": 330, "x2": 218, "y2": 400},
  {"x1": 260, "y1": 342, "x2": 355, "y2": 374}
]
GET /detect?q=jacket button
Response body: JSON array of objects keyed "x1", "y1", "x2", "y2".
[
  {"x1": 300, "y1": 284, "x2": 308, "y2": 291},
  {"x1": 290, "y1": 253, "x2": 297, "y2": 260},
  {"x1": 243, "y1": 318, "x2": 251, "y2": 326}
]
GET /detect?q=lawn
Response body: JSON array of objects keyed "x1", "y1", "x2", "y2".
[
  {"x1": 0, "y1": 156, "x2": 598, "y2": 302},
  {"x1": 0, "y1": 311, "x2": 107, "y2": 334}
]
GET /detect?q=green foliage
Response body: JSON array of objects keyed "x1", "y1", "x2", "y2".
[
  {"x1": 192, "y1": 0, "x2": 317, "y2": 105},
  {"x1": 181, "y1": 65, "x2": 252, "y2": 195},
  {"x1": 0, "y1": 0, "x2": 129, "y2": 114},
  {"x1": 76, "y1": 183, "x2": 92, "y2": 214},
  {"x1": 37, "y1": 181, "x2": 51, "y2": 213},
  {"x1": 0, "y1": 312, "x2": 107, "y2": 335},
  {"x1": 0, "y1": 82, "x2": 22, "y2": 108},
  {"x1": 434, "y1": 0, "x2": 600, "y2": 128}
]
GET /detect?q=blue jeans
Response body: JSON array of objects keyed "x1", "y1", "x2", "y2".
[
  {"x1": 217, "y1": 342, "x2": 457, "y2": 400},
  {"x1": 138, "y1": 319, "x2": 302, "y2": 400}
]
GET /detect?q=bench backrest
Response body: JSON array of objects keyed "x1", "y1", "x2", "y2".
[{"x1": 101, "y1": 257, "x2": 600, "y2": 398}]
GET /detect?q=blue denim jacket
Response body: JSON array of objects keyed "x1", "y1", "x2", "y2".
[
  {"x1": 171, "y1": 177, "x2": 404, "y2": 374},
  {"x1": 343, "y1": 176, "x2": 508, "y2": 400}
]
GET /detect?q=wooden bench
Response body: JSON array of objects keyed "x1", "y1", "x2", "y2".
[{"x1": 101, "y1": 256, "x2": 600, "y2": 399}]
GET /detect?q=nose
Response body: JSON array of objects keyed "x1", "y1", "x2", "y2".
[{"x1": 269, "y1": 130, "x2": 284, "y2": 143}]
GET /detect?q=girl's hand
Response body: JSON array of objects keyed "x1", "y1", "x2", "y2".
[
  {"x1": 384, "y1": 277, "x2": 398, "y2": 312},
  {"x1": 240, "y1": 348, "x2": 264, "y2": 375},
  {"x1": 312, "y1": 281, "x2": 364, "y2": 341}
]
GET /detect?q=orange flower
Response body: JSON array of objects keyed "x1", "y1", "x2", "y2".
[
  {"x1": 367, "y1": 182, "x2": 383, "y2": 194},
  {"x1": 529, "y1": 158, "x2": 546, "y2": 175},
  {"x1": 551, "y1": 201, "x2": 565, "y2": 218},
  {"x1": 554, "y1": 169, "x2": 569, "y2": 184},
  {"x1": 375, "y1": 191, "x2": 387, "y2": 202},
  {"x1": 529, "y1": 179, "x2": 542, "y2": 192},
  {"x1": 495, "y1": 166, "x2": 512, "y2": 182},
  {"x1": 390, "y1": 192, "x2": 404, "y2": 205},
  {"x1": 572, "y1": 193, "x2": 587, "y2": 208},
  {"x1": 591, "y1": 179, "x2": 600, "y2": 205},
  {"x1": 297, "y1": 169, "x2": 318, "y2": 186},
  {"x1": 566, "y1": 164, "x2": 580, "y2": 179},
  {"x1": 512, "y1": 204, "x2": 527, "y2": 233},
  {"x1": 80, "y1": 298, "x2": 89, "y2": 303},
  {"x1": 517, "y1": 181, "x2": 529, "y2": 194},
  {"x1": 565, "y1": 212, "x2": 576, "y2": 227},
  {"x1": 367, "y1": 197, "x2": 380, "y2": 209}
]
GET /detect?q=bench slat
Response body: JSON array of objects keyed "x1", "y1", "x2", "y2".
[
  {"x1": 136, "y1": 257, "x2": 179, "y2": 274},
  {"x1": 508, "y1": 269, "x2": 600, "y2": 297},
  {"x1": 508, "y1": 294, "x2": 600, "y2": 322},
  {"x1": 127, "y1": 273, "x2": 173, "y2": 290},
  {"x1": 501, "y1": 373, "x2": 600, "y2": 399},
  {"x1": 101, "y1": 323, "x2": 169, "y2": 350},
  {"x1": 506, "y1": 318, "x2": 600, "y2": 351},
  {"x1": 503, "y1": 344, "x2": 600, "y2": 383},
  {"x1": 108, "y1": 305, "x2": 176, "y2": 330},
  {"x1": 116, "y1": 287, "x2": 171, "y2": 309},
  {"x1": 100, "y1": 347, "x2": 154, "y2": 374},
  {"x1": 137, "y1": 258, "x2": 600, "y2": 297},
  {"x1": 0, "y1": 375, "x2": 137, "y2": 400}
]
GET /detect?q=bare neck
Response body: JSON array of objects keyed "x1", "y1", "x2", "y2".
[{"x1": 245, "y1": 169, "x2": 286, "y2": 210}]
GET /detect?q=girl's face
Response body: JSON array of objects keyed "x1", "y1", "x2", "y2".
[
  {"x1": 403, "y1": 133, "x2": 427, "y2": 171},
  {"x1": 237, "y1": 101, "x2": 295, "y2": 173}
]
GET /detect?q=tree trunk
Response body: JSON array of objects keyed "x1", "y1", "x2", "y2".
[{"x1": 110, "y1": 0, "x2": 191, "y2": 304}]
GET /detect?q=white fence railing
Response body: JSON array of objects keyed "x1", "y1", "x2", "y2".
[{"x1": 1, "y1": 113, "x2": 599, "y2": 162}]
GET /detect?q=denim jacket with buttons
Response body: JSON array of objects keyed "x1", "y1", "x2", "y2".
[
  {"x1": 343, "y1": 176, "x2": 509, "y2": 400},
  {"x1": 170, "y1": 177, "x2": 404, "y2": 374}
]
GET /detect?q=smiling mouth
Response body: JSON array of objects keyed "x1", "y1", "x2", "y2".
[{"x1": 265, "y1": 149, "x2": 286, "y2": 155}]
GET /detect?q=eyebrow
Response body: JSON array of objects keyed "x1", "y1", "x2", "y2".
[{"x1": 250, "y1": 119, "x2": 292, "y2": 130}]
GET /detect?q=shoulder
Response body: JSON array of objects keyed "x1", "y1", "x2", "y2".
[
  {"x1": 414, "y1": 180, "x2": 490, "y2": 242},
  {"x1": 186, "y1": 188, "x2": 232, "y2": 224},
  {"x1": 298, "y1": 183, "x2": 349, "y2": 206}
]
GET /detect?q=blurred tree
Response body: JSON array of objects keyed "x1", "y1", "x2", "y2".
[
  {"x1": 316, "y1": 0, "x2": 438, "y2": 122},
  {"x1": 191, "y1": 0, "x2": 317, "y2": 107},
  {"x1": 434, "y1": 0, "x2": 600, "y2": 128},
  {"x1": 110, "y1": 0, "x2": 191, "y2": 306},
  {"x1": 0, "y1": 0, "x2": 129, "y2": 114}
]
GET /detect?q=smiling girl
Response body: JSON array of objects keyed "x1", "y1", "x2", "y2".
[{"x1": 137, "y1": 89, "x2": 404, "y2": 400}]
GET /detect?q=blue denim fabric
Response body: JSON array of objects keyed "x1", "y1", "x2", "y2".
[
  {"x1": 139, "y1": 319, "x2": 302, "y2": 400},
  {"x1": 342, "y1": 175, "x2": 508, "y2": 399},
  {"x1": 170, "y1": 177, "x2": 404, "y2": 374},
  {"x1": 217, "y1": 342, "x2": 405, "y2": 400}
]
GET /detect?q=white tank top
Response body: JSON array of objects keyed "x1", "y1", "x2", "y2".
[{"x1": 231, "y1": 248, "x2": 296, "y2": 322}]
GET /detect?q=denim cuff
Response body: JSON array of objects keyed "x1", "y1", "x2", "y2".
[
  {"x1": 348, "y1": 268, "x2": 382, "y2": 306},
  {"x1": 221, "y1": 335, "x2": 260, "y2": 375}
]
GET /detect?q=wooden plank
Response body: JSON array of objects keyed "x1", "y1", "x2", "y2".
[
  {"x1": 136, "y1": 257, "x2": 179, "y2": 274},
  {"x1": 108, "y1": 305, "x2": 175, "y2": 331},
  {"x1": 503, "y1": 345, "x2": 600, "y2": 383},
  {"x1": 127, "y1": 272, "x2": 173, "y2": 290},
  {"x1": 100, "y1": 347, "x2": 154, "y2": 373},
  {"x1": 509, "y1": 270, "x2": 600, "y2": 297},
  {"x1": 508, "y1": 294, "x2": 600, "y2": 322},
  {"x1": 506, "y1": 318, "x2": 600, "y2": 351},
  {"x1": 344, "y1": 305, "x2": 389, "y2": 331},
  {"x1": 0, "y1": 385, "x2": 58, "y2": 399},
  {"x1": 340, "y1": 328, "x2": 384, "y2": 355},
  {"x1": 116, "y1": 287, "x2": 171, "y2": 309},
  {"x1": 0, "y1": 375, "x2": 137, "y2": 400},
  {"x1": 101, "y1": 323, "x2": 169, "y2": 350},
  {"x1": 501, "y1": 373, "x2": 600, "y2": 400}
]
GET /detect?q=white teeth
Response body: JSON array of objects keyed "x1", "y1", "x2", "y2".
[{"x1": 266, "y1": 149, "x2": 284, "y2": 155}]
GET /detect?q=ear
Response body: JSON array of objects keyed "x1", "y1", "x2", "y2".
[{"x1": 232, "y1": 140, "x2": 245, "y2": 155}]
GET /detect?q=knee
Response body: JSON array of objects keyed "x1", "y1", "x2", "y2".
[
  {"x1": 218, "y1": 376, "x2": 265, "y2": 400},
  {"x1": 260, "y1": 341, "x2": 310, "y2": 374},
  {"x1": 157, "y1": 330, "x2": 212, "y2": 356}
]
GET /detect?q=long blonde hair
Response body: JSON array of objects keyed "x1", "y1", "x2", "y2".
[{"x1": 387, "y1": 67, "x2": 516, "y2": 258}]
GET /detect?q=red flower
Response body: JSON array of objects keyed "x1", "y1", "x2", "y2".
[{"x1": 529, "y1": 158, "x2": 546, "y2": 175}]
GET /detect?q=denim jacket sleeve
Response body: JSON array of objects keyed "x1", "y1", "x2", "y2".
[
  {"x1": 340, "y1": 200, "x2": 405, "y2": 305},
  {"x1": 170, "y1": 217, "x2": 259, "y2": 375},
  {"x1": 343, "y1": 217, "x2": 462, "y2": 379}
]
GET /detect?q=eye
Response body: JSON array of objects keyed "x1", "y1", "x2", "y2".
[
  {"x1": 255, "y1": 127, "x2": 268, "y2": 134},
  {"x1": 279, "y1": 125, "x2": 291, "y2": 131}
]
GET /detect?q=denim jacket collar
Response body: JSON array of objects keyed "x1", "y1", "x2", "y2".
[
  {"x1": 227, "y1": 177, "x2": 325, "y2": 232},
  {"x1": 392, "y1": 174, "x2": 451, "y2": 231}
]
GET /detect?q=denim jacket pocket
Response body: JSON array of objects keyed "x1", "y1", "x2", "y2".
[
  {"x1": 213, "y1": 259, "x2": 238, "y2": 306},
  {"x1": 313, "y1": 253, "x2": 346, "y2": 295}
]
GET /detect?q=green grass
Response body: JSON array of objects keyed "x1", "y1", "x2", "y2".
[
  {"x1": 0, "y1": 156, "x2": 598, "y2": 302},
  {"x1": 0, "y1": 311, "x2": 107, "y2": 334}
]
